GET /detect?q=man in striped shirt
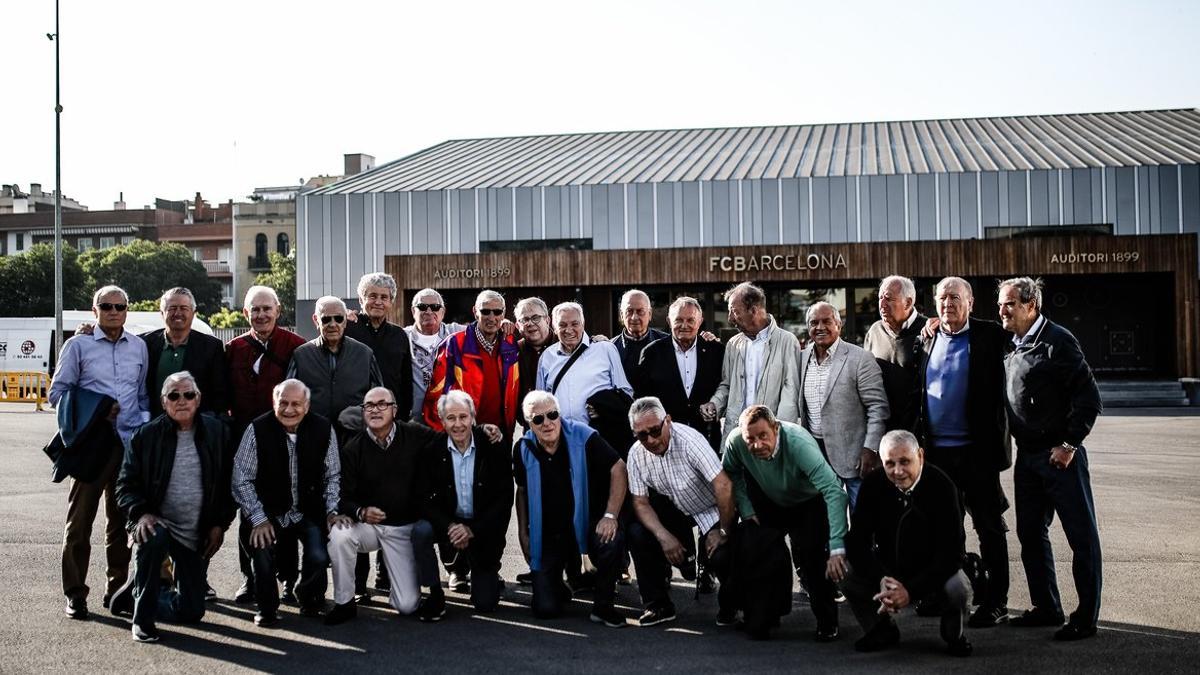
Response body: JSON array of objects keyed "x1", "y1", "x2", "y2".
[{"x1": 626, "y1": 397, "x2": 736, "y2": 627}]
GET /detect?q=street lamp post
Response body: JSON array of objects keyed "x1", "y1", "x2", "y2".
[{"x1": 50, "y1": 0, "x2": 63, "y2": 360}]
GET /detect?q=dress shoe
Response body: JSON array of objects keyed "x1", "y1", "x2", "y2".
[
  {"x1": 1053, "y1": 623, "x2": 1098, "y2": 641},
  {"x1": 234, "y1": 581, "x2": 255, "y2": 605},
  {"x1": 814, "y1": 625, "x2": 840, "y2": 643},
  {"x1": 1010, "y1": 607, "x2": 1065, "y2": 628},
  {"x1": 254, "y1": 611, "x2": 279, "y2": 627},
  {"x1": 64, "y1": 597, "x2": 89, "y2": 620},
  {"x1": 108, "y1": 577, "x2": 135, "y2": 618},
  {"x1": 324, "y1": 602, "x2": 357, "y2": 626},
  {"x1": 131, "y1": 623, "x2": 160, "y2": 643},
  {"x1": 968, "y1": 605, "x2": 1010, "y2": 628},
  {"x1": 854, "y1": 620, "x2": 900, "y2": 653},
  {"x1": 946, "y1": 636, "x2": 974, "y2": 657}
]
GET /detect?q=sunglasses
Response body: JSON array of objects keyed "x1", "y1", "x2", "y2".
[
  {"x1": 166, "y1": 391, "x2": 198, "y2": 401},
  {"x1": 320, "y1": 315, "x2": 345, "y2": 324},
  {"x1": 97, "y1": 303, "x2": 128, "y2": 312},
  {"x1": 634, "y1": 422, "x2": 665, "y2": 442},
  {"x1": 530, "y1": 410, "x2": 560, "y2": 426},
  {"x1": 415, "y1": 303, "x2": 443, "y2": 312},
  {"x1": 478, "y1": 308, "x2": 505, "y2": 317}
]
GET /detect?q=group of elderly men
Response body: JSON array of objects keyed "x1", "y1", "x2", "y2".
[{"x1": 46, "y1": 269, "x2": 1103, "y2": 656}]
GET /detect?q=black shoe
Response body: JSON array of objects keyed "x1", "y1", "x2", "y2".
[
  {"x1": 946, "y1": 636, "x2": 974, "y2": 657},
  {"x1": 589, "y1": 607, "x2": 628, "y2": 628},
  {"x1": 64, "y1": 597, "x2": 89, "y2": 620},
  {"x1": 814, "y1": 624, "x2": 840, "y2": 643},
  {"x1": 131, "y1": 623, "x2": 160, "y2": 643},
  {"x1": 375, "y1": 576, "x2": 391, "y2": 593},
  {"x1": 280, "y1": 581, "x2": 298, "y2": 604},
  {"x1": 638, "y1": 605, "x2": 676, "y2": 627},
  {"x1": 618, "y1": 570, "x2": 633, "y2": 586},
  {"x1": 1053, "y1": 623, "x2": 1097, "y2": 641},
  {"x1": 324, "y1": 602, "x2": 357, "y2": 626},
  {"x1": 253, "y1": 611, "x2": 279, "y2": 627},
  {"x1": 569, "y1": 571, "x2": 596, "y2": 596},
  {"x1": 417, "y1": 595, "x2": 446, "y2": 622},
  {"x1": 716, "y1": 608, "x2": 740, "y2": 627},
  {"x1": 205, "y1": 585, "x2": 218, "y2": 602},
  {"x1": 968, "y1": 605, "x2": 1010, "y2": 628},
  {"x1": 448, "y1": 572, "x2": 470, "y2": 593},
  {"x1": 101, "y1": 593, "x2": 113, "y2": 610},
  {"x1": 1010, "y1": 607, "x2": 1065, "y2": 628},
  {"x1": 833, "y1": 589, "x2": 846, "y2": 604},
  {"x1": 697, "y1": 571, "x2": 716, "y2": 594},
  {"x1": 109, "y1": 577, "x2": 135, "y2": 618},
  {"x1": 234, "y1": 581, "x2": 255, "y2": 604},
  {"x1": 516, "y1": 571, "x2": 534, "y2": 586},
  {"x1": 679, "y1": 558, "x2": 697, "y2": 582},
  {"x1": 914, "y1": 596, "x2": 943, "y2": 617},
  {"x1": 854, "y1": 620, "x2": 901, "y2": 653},
  {"x1": 299, "y1": 603, "x2": 324, "y2": 617}
]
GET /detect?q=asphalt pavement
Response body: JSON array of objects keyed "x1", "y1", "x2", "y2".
[{"x1": 0, "y1": 403, "x2": 1197, "y2": 673}]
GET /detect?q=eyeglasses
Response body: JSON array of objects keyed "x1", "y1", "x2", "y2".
[
  {"x1": 415, "y1": 303, "x2": 443, "y2": 312},
  {"x1": 320, "y1": 315, "x2": 345, "y2": 324},
  {"x1": 530, "y1": 410, "x2": 560, "y2": 426},
  {"x1": 478, "y1": 308, "x2": 505, "y2": 317},
  {"x1": 634, "y1": 422, "x2": 665, "y2": 442},
  {"x1": 518, "y1": 314, "x2": 545, "y2": 324},
  {"x1": 166, "y1": 391, "x2": 198, "y2": 401},
  {"x1": 360, "y1": 401, "x2": 396, "y2": 412},
  {"x1": 97, "y1": 303, "x2": 128, "y2": 312}
]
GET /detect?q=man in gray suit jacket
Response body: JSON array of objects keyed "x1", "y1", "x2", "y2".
[
  {"x1": 798, "y1": 302, "x2": 889, "y2": 511},
  {"x1": 700, "y1": 283, "x2": 799, "y2": 438}
]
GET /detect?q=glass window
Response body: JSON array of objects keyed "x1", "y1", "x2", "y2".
[
  {"x1": 99, "y1": 236, "x2": 115, "y2": 249},
  {"x1": 255, "y1": 233, "x2": 268, "y2": 262},
  {"x1": 76, "y1": 238, "x2": 93, "y2": 251},
  {"x1": 120, "y1": 236, "x2": 134, "y2": 245},
  {"x1": 277, "y1": 232, "x2": 289, "y2": 255},
  {"x1": 16, "y1": 233, "x2": 25, "y2": 250}
]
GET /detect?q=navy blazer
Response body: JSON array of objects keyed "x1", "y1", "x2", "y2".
[{"x1": 634, "y1": 335, "x2": 725, "y2": 448}]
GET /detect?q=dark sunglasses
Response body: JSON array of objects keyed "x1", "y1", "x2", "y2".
[
  {"x1": 166, "y1": 391, "x2": 198, "y2": 401},
  {"x1": 415, "y1": 303, "x2": 443, "y2": 312},
  {"x1": 97, "y1": 303, "x2": 128, "y2": 312},
  {"x1": 634, "y1": 422, "x2": 665, "y2": 442},
  {"x1": 478, "y1": 308, "x2": 505, "y2": 317},
  {"x1": 530, "y1": 410, "x2": 560, "y2": 426},
  {"x1": 320, "y1": 315, "x2": 345, "y2": 324}
]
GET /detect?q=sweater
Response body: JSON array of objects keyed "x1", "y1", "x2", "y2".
[
  {"x1": 924, "y1": 328, "x2": 971, "y2": 447},
  {"x1": 862, "y1": 314, "x2": 926, "y2": 431},
  {"x1": 338, "y1": 422, "x2": 438, "y2": 526}
]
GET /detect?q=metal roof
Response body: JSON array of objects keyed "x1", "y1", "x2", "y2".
[{"x1": 310, "y1": 109, "x2": 1200, "y2": 194}]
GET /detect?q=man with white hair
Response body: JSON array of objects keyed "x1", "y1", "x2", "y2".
[
  {"x1": 345, "y1": 272, "x2": 414, "y2": 422},
  {"x1": 536, "y1": 302, "x2": 633, "y2": 427},
  {"x1": 612, "y1": 289, "x2": 669, "y2": 381},
  {"x1": 862, "y1": 276, "x2": 926, "y2": 432},
  {"x1": 49, "y1": 284, "x2": 149, "y2": 620},
  {"x1": 403, "y1": 288, "x2": 468, "y2": 423},
  {"x1": 288, "y1": 295, "x2": 384, "y2": 437}
]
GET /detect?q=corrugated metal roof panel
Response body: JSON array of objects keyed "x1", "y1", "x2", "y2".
[{"x1": 307, "y1": 109, "x2": 1200, "y2": 194}]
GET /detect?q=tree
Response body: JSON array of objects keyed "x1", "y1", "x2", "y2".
[
  {"x1": 0, "y1": 243, "x2": 90, "y2": 315},
  {"x1": 205, "y1": 306, "x2": 249, "y2": 329},
  {"x1": 254, "y1": 250, "x2": 296, "y2": 326},
  {"x1": 79, "y1": 240, "x2": 223, "y2": 315}
]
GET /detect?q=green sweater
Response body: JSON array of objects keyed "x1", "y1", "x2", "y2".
[{"x1": 722, "y1": 420, "x2": 849, "y2": 550}]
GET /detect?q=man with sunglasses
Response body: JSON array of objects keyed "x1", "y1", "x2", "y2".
[
  {"x1": 625, "y1": 397, "x2": 736, "y2": 627},
  {"x1": 403, "y1": 288, "x2": 467, "y2": 423},
  {"x1": 288, "y1": 296, "x2": 384, "y2": 439},
  {"x1": 49, "y1": 285, "x2": 149, "y2": 620}
]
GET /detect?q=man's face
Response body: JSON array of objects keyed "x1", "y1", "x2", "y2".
[
  {"x1": 807, "y1": 305, "x2": 842, "y2": 349},
  {"x1": 670, "y1": 304, "x2": 702, "y2": 344},
  {"x1": 622, "y1": 294, "x2": 651, "y2": 337},
  {"x1": 475, "y1": 298, "x2": 506, "y2": 338},
  {"x1": 555, "y1": 309, "x2": 584, "y2": 351},
  {"x1": 360, "y1": 285, "x2": 394, "y2": 323},
  {"x1": 93, "y1": 291, "x2": 128, "y2": 332},
  {"x1": 162, "y1": 294, "x2": 195, "y2": 333},
  {"x1": 273, "y1": 385, "x2": 310, "y2": 431},
  {"x1": 163, "y1": 381, "x2": 200, "y2": 427},
  {"x1": 878, "y1": 282, "x2": 913, "y2": 326},
  {"x1": 442, "y1": 400, "x2": 475, "y2": 447},
  {"x1": 361, "y1": 391, "x2": 396, "y2": 434},
  {"x1": 632, "y1": 412, "x2": 671, "y2": 455},
  {"x1": 412, "y1": 294, "x2": 446, "y2": 334},
  {"x1": 528, "y1": 400, "x2": 562, "y2": 447},
  {"x1": 517, "y1": 304, "x2": 550, "y2": 346},
  {"x1": 936, "y1": 281, "x2": 973, "y2": 331},
  {"x1": 315, "y1": 305, "x2": 346, "y2": 343},
  {"x1": 742, "y1": 418, "x2": 779, "y2": 460},
  {"x1": 726, "y1": 294, "x2": 760, "y2": 335},
  {"x1": 998, "y1": 285, "x2": 1038, "y2": 335},
  {"x1": 244, "y1": 292, "x2": 280, "y2": 335},
  {"x1": 882, "y1": 444, "x2": 923, "y2": 491}
]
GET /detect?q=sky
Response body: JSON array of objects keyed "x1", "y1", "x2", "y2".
[{"x1": 2, "y1": 0, "x2": 1198, "y2": 210}]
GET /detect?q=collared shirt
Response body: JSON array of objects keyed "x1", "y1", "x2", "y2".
[
  {"x1": 941, "y1": 317, "x2": 971, "y2": 336},
  {"x1": 627, "y1": 423, "x2": 722, "y2": 532},
  {"x1": 881, "y1": 309, "x2": 920, "y2": 339},
  {"x1": 231, "y1": 423, "x2": 341, "y2": 528},
  {"x1": 447, "y1": 435, "x2": 477, "y2": 519},
  {"x1": 673, "y1": 338, "x2": 699, "y2": 397},
  {"x1": 742, "y1": 325, "x2": 772, "y2": 407},
  {"x1": 1013, "y1": 314, "x2": 1046, "y2": 348},
  {"x1": 155, "y1": 332, "x2": 190, "y2": 404},
  {"x1": 248, "y1": 331, "x2": 271, "y2": 374},
  {"x1": 802, "y1": 338, "x2": 842, "y2": 439},
  {"x1": 371, "y1": 423, "x2": 397, "y2": 449},
  {"x1": 535, "y1": 334, "x2": 634, "y2": 424},
  {"x1": 49, "y1": 328, "x2": 150, "y2": 443}
]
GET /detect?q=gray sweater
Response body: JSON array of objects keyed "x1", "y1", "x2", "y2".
[
  {"x1": 287, "y1": 336, "x2": 383, "y2": 425},
  {"x1": 862, "y1": 314, "x2": 926, "y2": 432}
]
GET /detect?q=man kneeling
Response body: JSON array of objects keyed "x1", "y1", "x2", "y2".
[
  {"x1": 113, "y1": 372, "x2": 233, "y2": 642},
  {"x1": 844, "y1": 430, "x2": 973, "y2": 657}
]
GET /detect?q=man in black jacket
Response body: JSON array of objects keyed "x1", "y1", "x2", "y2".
[
  {"x1": 345, "y1": 273, "x2": 414, "y2": 420},
  {"x1": 111, "y1": 371, "x2": 233, "y2": 643},
  {"x1": 999, "y1": 277, "x2": 1103, "y2": 642},
  {"x1": 862, "y1": 275, "x2": 926, "y2": 433},
  {"x1": 142, "y1": 287, "x2": 230, "y2": 419},
  {"x1": 913, "y1": 276, "x2": 1012, "y2": 627},
  {"x1": 612, "y1": 289, "x2": 669, "y2": 381},
  {"x1": 844, "y1": 430, "x2": 972, "y2": 657},
  {"x1": 412, "y1": 390, "x2": 514, "y2": 617}
]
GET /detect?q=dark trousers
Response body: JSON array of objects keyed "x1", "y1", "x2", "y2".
[
  {"x1": 843, "y1": 567, "x2": 970, "y2": 644},
  {"x1": 628, "y1": 494, "x2": 724, "y2": 612},
  {"x1": 239, "y1": 516, "x2": 298, "y2": 587},
  {"x1": 927, "y1": 444, "x2": 1011, "y2": 609},
  {"x1": 132, "y1": 525, "x2": 207, "y2": 627},
  {"x1": 531, "y1": 526, "x2": 625, "y2": 619},
  {"x1": 354, "y1": 552, "x2": 389, "y2": 590},
  {"x1": 412, "y1": 519, "x2": 506, "y2": 611},
  {"x1": 62, "y1": 444, "x2": 131, "y2": 601},
  {"x1": 1014, "y1": 447, "x2": 1103, "y2": 628},
  {"x1": 748, "y1": 477, "x2": 838, "y2": 630},
  {"x1": 247, "y1": 518, "x2": 329, "y2": 615}
]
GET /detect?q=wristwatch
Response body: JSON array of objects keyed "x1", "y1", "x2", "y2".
[
  {"x1": 1058, "y1": 442, "x2": 1077, "y2": 454},
  {"x1": 603, "y1": 512, "x2": 616, "y2": 520},
  {"x1": 718, "y1": 527, "x2": 728, "y2": 537}
]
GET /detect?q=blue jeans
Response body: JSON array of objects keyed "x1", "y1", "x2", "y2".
[
  {"x1": 249, "y1": 518, "x2": 329, "y2": 614},
  {"x1": 132, "y1": 525, "x2": 207, "y2": 628}
]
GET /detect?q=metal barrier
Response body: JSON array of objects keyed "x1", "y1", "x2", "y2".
[{"x1": 0, "y1": 371, "x2": 50, "y2": 410}]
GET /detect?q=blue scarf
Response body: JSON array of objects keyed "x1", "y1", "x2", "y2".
[{"x1": 519, "y1": 419, "x2": 594, "y2": 570}]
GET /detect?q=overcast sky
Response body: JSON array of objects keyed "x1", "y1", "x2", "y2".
[{"x1": 3, "y1": 0, "x2": 1197, "y2": 210}]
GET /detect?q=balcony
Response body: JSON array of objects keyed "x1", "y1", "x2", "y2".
[
  {"x1": 201, "y1": 259, "x2": 233, "y2": 276},
  {"x1": 247, "y1": 255, "x2": 271, "y2": 273}
]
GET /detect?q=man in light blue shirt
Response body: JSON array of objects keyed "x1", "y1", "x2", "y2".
[
  {"x1": 535, "y1": 302, "x2": 633, "y2": 425},
  {"x1": 49, "y1": 285, "x2": 150, "y2": 620}
]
